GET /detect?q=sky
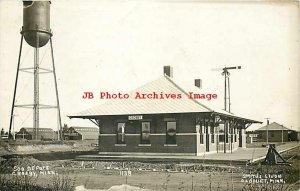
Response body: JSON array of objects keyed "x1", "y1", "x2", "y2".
[{"x1": 0, "y1": 0, "x2": 299, "y2": 132}]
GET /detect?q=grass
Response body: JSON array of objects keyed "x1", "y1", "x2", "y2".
[{"x1": 0, "y1": 143, "x2": 298, "y2": 191}]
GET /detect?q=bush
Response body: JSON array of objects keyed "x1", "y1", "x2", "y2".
[
  {"x1": 49, "y1": 175, "x2": 75, "y2": 191},
  {"x1": 0, "y1": 174, "x2": 75, "y2": 191}
]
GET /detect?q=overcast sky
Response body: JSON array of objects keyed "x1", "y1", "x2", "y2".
[{"x1": 0, "y1": 0, "x2": 299, "y2": 132}]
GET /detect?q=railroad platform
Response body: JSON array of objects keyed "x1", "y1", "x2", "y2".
[{"x1": 75, "y1": 142, "x2": 299, "y2": 165}]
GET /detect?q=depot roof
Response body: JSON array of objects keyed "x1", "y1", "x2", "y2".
[{"x1": 69, "y1": 76, "x2": 261, "y2": 124}]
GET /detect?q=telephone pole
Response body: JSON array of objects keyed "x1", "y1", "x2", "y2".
[
  {"x1": 213, "y1": 66, "x2": 241, "y2": 154},
  {"x1": 220, "y1": 66, "x2": 241, "y2": 112},
  {"x1": 264, "y1": 118, "x2": 270, "y2": 144}
]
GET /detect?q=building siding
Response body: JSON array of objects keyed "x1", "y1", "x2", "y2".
[
  {"x1": 257, "y1": 130, "x2": 289, "y2": 142},
  {"x1": 98, "y1": 114, "x2": 197, "y2": 154},
  {"x1": 98, "y1": 113, "x2": 245, "y2": 155}
]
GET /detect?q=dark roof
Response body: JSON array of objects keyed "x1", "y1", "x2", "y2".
[
  {"x1": 22, "y1": 128, "x2": 55, "y2": 132},
  {"x1": 69, "y1": 76, "x2": 261, "y2": 124},
  {"x1": 17, "y1": 127, "x2": 57, "y2": 140},
  {"x1": 256, "y1": 122, "x2": 291, "y2": 131}
]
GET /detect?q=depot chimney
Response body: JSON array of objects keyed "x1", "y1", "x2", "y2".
[
  {"x1": 163, "y1": 66, "x2": 173, "y2": 78},
  {"x1": 194, "y1": 79, "x2": 202, "y2": 89}
]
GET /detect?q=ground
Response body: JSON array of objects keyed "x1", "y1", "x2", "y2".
[{"x1": 0, "y1": 141, "x2": 299, "y2": 191}]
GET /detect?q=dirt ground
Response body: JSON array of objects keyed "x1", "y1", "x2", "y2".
[
  {"x1": 0, "y1": 143, "x2": 299, "y2": 191},
  {"x1": 0, "y1": 140, "x2": 98, "y2": 155},
  {"x1": 36, "y1": 163, "x2": 299, "y2": 191}
]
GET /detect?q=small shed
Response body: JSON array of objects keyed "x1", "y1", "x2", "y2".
[
  {"x1": 63, "y1": 127, "x2": 98, "y2": 140},
  {"x1": 255, "y1": 122, "x2": 293, "y2": 142},
  {"x1": 15, "y1": 127, "x2": 58, "y2": 141}
]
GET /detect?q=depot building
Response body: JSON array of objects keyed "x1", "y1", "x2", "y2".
[{"x1": 69, "y1": 66, "x2": 261, "y2": 156}]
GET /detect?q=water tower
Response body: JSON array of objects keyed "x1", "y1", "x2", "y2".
[{"x1": 9, "y1": 1, "x2": 62, "y2": 140}]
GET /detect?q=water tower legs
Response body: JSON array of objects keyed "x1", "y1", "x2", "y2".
[
  {"x1": 8, "y1": 35, "x2": 24, "y2": 140},
  {"x1": 8, "y1": 33, "x2": 62, "y2": 141},
  {"x1": 50, "y1": 38, "x2": 63, "y2": 141},
  {"x1": 33, "y1": 32, "x2": 40, "y2": 140}
]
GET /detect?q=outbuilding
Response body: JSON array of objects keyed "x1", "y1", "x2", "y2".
[
  {"x1": 15, "y1": 127, "x2": 57, "y2": 141},
  {"x1": 63, "y1": 126, "x2": 99, "y2": 140},
  {"x1": 255, "y1": 122, "x2": 298, "y2": 142}
]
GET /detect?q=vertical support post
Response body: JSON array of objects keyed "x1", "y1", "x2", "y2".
[
  {"x1": 224, "y1": 71, "x2": 227, "y2": 111},
  {"x1": 9, "y1": 35, "x2": 24, "y2": 139},
  {"x1": 231, "y1": 120, "x2": 234, "y2": 153},
  {"x1": 50, "y1": 38, "x2": 62, "y2": 141},
  {"x1": 202, "y1": 117, "x2": 206, "y2": 156},
  {"x1": 224, "y1": 119, "x2": 227, "y2": 153},
  {"x1": 265, "y1": 118, "x2": 270, "y2": 144},
  {"x1": 211, "y1": 116, "x2": 216, "y2": 153},
  {"x1": 33, "y1": 31, "x2": 40, "y2": 140},
  {"x1": 228, "y1": 77, "x2": 231, "y2": 113},
  {"x1": 204, "y1": 117, "x2": 210, "y2": 152},
  {"x1": 267, "y1": 126, "x2": 269, "y2": 145},
  {"x1": 196, "y1": 123, "x2": 200, "y2": 156},
  {"x1": 231, "y1": 121, "x2": 233, "y2": 153},
  {"x1": 216, "y1": 124, "x2": 219, "y2": 153},
  {"x1": 97, "y1": 119, "x2": 101, "y2": 151},
  {"x1": 229, "y1": 120, "x2": 231, "y2": 153},
  {"x1": 242, "y1": 128, "x2": 247, "y2": 148}
]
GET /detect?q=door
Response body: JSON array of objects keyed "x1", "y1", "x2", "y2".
[{"x1": 238, "y1": 129, "x2": 242, "y2": 147}]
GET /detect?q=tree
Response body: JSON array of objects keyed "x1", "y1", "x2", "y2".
[{"x1": 0, "y1": 128, "x2": 4, "y2": 136}]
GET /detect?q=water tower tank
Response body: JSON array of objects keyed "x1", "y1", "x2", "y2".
[{"x1": 22, "y1": 1, "x2": 52, "y2": 48}]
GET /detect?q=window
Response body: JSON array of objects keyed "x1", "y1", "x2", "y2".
[
  {"x1": 258, "y1": 132, "x2": 262, "y2": 138},
  {"x1": 166, "y1": 121, "x2": 176, "y2": 144},
  {"x1": 117, "y1": 123, "x2": 125, "y2": 144},
  {"x1": 219, "y1": 134, "x2": 224, "y2": 142},
  {"x1": 271, "y1": 132, "x2": 274, "y2": 138},
  {"x1": 200, "y1": 123, "x2": 204, "y2": 144},
  {"x1": 141, "y1": 122, "x2": 150, "y2": 144},
  {"x1": 197, "y1": 124, "x2": 204, "y2": 144},
  {"x1": 199, "y1": 123, "x2": 204, "y2": 144}
]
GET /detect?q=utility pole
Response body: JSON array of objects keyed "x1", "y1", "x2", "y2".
[
  {"x1": 213, "y1": 66, "x2": 241, "y2": 154},
  {"x1": 264, "y1": 118, "x2": 270, "y2": 144},
  {"x1": 220, "y1": 66, "x2": 241, "y2": 112},
  {"x1": 281, "y1": 125, "x2": 284, "y2": 143}
]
